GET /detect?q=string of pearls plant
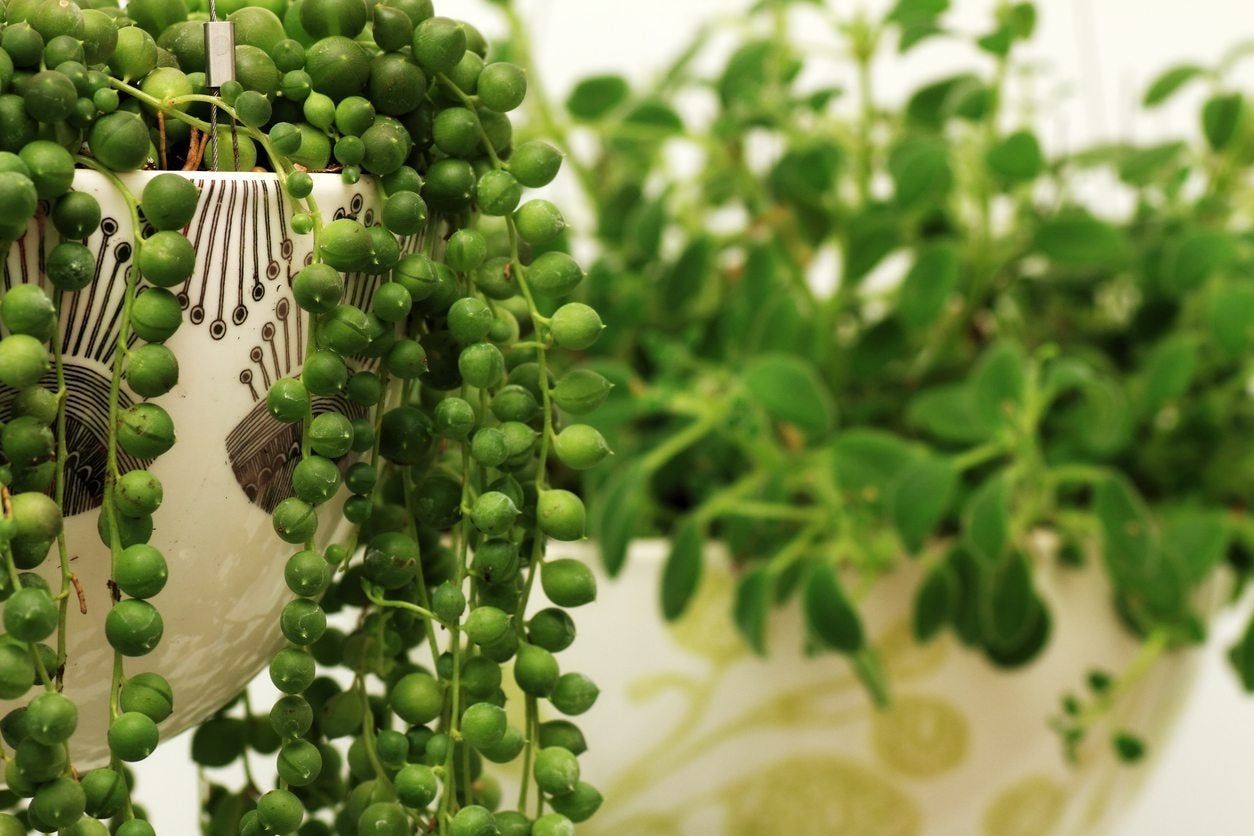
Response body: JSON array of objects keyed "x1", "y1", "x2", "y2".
[{"x1": 0, "y1": 0, "x2": 610, "y2": 832}]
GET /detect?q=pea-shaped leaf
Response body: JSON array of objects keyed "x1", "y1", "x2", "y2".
[
  {"x1": 1228, "y1": 613, "x2": 1254, "y2": 691},
  {"x1": 906, "y1": 74, "x2": 984, "y2": 128},
  {"x1": 718, "y1": 40, "x2": 796, "y2": 110},
  {"x1": 947, "y1": 547, "x2": 983, "y2": 647},
  {"x1": 978, "y1": 551, "x2": 1038, "y2": 652},
  {"x1": 963, "y1": 473, "x2": 1010, "y2": 564},
  {"x1": 843, "y1": 206, "x2": 901, "y2": 284},
  {"x1": 1202, "y1": 92, "x2": 1244, "y2": 151},
  {"x1": 829, "y1": 428, "x2": 919, "y2": 497},
  {"x1": 592, "y1": 465, "x2": 647, "y2": 576},
  {"x1": 972, "y1": 342, "x2": 1027, "y2": 427},
  {"x1": 976, "y1": 25, "x2": 1013, "y2": 57},
  {"x1": 887, "y1": 0, "x2": 947, "y2": 51},
  {"x1": 1162, "y1": 229, "x2": 1236, "y2": 294},
  {"x1": 913, "y1": 562, "x2": 957, "y2": 642},
  {"x1": 803, "y1": 562, "x2": 864, "y2": 654},
  {"x1": 1209, "y1": 285, "x2": 1254, "y2": 354},
  {"x1": 770, "y1": 142, "x2": 843, "y2": 211},
  {"x1": 734, "y1": 565, "x2": 773, "y2": 655},
  {"x1": 888, "y1": 455, "x2": 959, "y2": 552},
  {"x1": 1162, "y1": 510, "x2": 1229, "y2": 585},
  {"x1": 745, "y1": 292, "x2": 816, "y2": 357},
  {"x1": 661, "y1": 237, "x2": 713, "y2": 315},
  {"x1": 887, "y1": 0, "x2": 948, "y2": 22},
  {"x1": 983, "y1": 596, "x2": 1049, "y2": 669},
  {"x1": 623, "y1": 99, "x2": 684, "y2": 136},
  {"x1": 1068, "y1": 377, "x2": 1133, "y2": 457},
  {"x1": 985, "y1": 130, "x2": 1044, "y2": 182},
  {"x1": 898, "y1": 22, "x2": 943, "y2": 52},
  {"x1": 889, "y1": 137, "x2": 952, "y2": 208},
  {"x1": 1033, "y1": 211, "x2": 1128, "y2": 269},
  {"x1": 1094, "y1": 476, "x2": 1156, "y2": 578},
  {"x1": 908, "y1": 383, "x2": 995, "y2": 444},
  {"x1": 743, "y1": 354, "x2": 836, "y2": 441},
  {"x1": 1118, "y1": 141, "x2": 1186, "y2": 186},
  {"x1": 898, "y1": 242, "x2": 959, "y2": 329},
  {"x1": 1138, "y1": 336, "x2": 1198, "y2": 416},
  {"x1": 1004, "y1": 2, "x2": 1036, "y2": 39},
  {"x1": 660, "y1": 518, "x2": 704, "y2": 621},
  {"x1": 566, "y1": 75, "x2": 630, "y2": 121},
  {"x1": 1143, "y1": 64, "x2": 1206, "y2": 107}
]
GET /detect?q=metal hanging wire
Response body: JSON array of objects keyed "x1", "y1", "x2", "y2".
[{"x1": 204, "y1": 0, "x2": 240, "y2": 171}]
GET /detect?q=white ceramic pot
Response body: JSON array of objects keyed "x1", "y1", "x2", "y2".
[
  {"x1": 537, "y1": 541, "x2": 1208, "y2": 836},
  {"x1": 0, "y1": 170, "x2": 417, "y2": 765}
]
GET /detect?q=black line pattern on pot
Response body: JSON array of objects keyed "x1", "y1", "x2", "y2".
[
  {"x1": 223, "y1": 188, "x2": 434, "y2": 512},
  {"x1": 3, "y1": 211, "x2": 139, "y2": 366},
  {"x1": 0, "y1": 366, "x2": 149, "y2": 517},
  {"x1": 177, "y1": 178, "x2": 293, "y2": 340},
  {"x1": 2, "y1": 211, "x2": 152, "y2": 517},
  {"x1": 225, "y1": 395, "x2": 364, "y2": 513}
]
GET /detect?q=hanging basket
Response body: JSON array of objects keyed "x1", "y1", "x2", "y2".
[{"x1": 0, "y1": 169, "x2": 419, "y2": 765}]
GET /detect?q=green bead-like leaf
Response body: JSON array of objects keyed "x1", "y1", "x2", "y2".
[
  {"x1": 803, "y1": 562, "x2": 864, "y2": 654},
  {"x1": 661, "y1": 237, "x2": 714, "y2": 317},
  {"x1": 623, "y1": 99, "x2": 684, "y2": 136}
]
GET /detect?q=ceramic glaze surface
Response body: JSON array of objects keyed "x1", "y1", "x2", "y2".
[
  {"x1": 0, "y1": 170, "x2": 418, "y2": 766},
  {"x1": 532, "y1": 542, "x2": 1208, "y2": 836}
]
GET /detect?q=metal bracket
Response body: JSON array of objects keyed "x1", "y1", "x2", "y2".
[{"x1": 204, "y1": 21, "x2": 236, "y2": 87}]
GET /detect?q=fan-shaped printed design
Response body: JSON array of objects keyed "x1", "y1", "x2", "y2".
[
  {"x1": 2, "y1": 210, "x2": 148, "y2": 517},
  {"x1": 3, "y1": 176, "x2": 431, "y2": 521},
  {"x1": 227, "y1": 295, "x2": 370, "y2": 513},
  {"x1": 0, "y1": 365, "x2": 147, "y2": 516},
  {"x1": 219, "y1": 188, "x2": 434, "y2": 513},
  {"x1": 225, "y1": 396, "x2": 360, "y2": 513}
]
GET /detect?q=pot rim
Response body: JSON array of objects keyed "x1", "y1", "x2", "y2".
[{"x1": 71, "y1": 168, "x2": 371, "y2": 183}]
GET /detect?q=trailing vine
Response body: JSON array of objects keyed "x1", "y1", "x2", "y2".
[{"x1": 0, "y1": 0, "x2": 608, "y2": 832}]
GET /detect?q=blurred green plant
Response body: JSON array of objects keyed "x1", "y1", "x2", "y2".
[{"x1": 494, "y1": 0, "x2": 1254, "y2": 763}]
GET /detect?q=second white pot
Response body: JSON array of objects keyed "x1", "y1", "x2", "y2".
[{"x1": 526, "y1": 541, "x2": 1208, "y2": 836}]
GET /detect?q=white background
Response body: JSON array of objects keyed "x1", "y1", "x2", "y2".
[{"x1": 137, "y1": 2, "x2": 1254, "y2": 832}]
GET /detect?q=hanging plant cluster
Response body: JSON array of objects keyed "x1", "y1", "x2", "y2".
[{"x1": 0, "y1": 0, "x2": 608, "y2": 833}]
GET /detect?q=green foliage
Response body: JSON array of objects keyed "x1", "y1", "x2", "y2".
[
  {"x1": 0, "y1": 0, "x2": 606, "y2": 830},
  {"x1": 527, "y1": 0, "x2": 1254, "y2": 767}
]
